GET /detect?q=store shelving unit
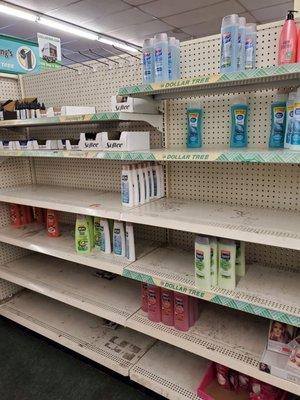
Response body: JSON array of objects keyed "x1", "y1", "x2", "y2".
[{"x1": 0, "y1": 20, "x2": 299, "y2": 399}]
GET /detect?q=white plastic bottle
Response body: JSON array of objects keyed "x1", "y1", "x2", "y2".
[
  {"x1": 158, "y1": 164, "x2": 165, "y2": 198},
  {"x1": 245, "y1": 23, "x2": 257, "y2": 70},
  {"x1": 100, "y1": 219, "x2": 111, "y2": 254},
  {"x1": 121, "y1": 164, "x2": 134, "y2": 207},
  {"x1": 237, "y1": 17, "x2": 246, "y2": 71},
  {"x1": 137, "y1": 163, "x2": 146, "y2": 204},
  {"x1": 142, "y1": 38, "x2": 154, "y2": 84},
  {"x1": 290, "y1": 87, "x2": 300, "y2": 151},
  {"x1": 125, "y1": 222, "x2": 136, "y2": 262},
  {"x1": 147, "y1": 162, "x2": 154, "y2": 200},
  {"x1": 154, "y1": 33, "x2": 169, "y2": 82},
  {"x1": 132, "y1": 164, "x2": 140, "y2": 205},
  {"x1": 220, "y1": 14, "x2": 239, "y2": 73},
  {"x1": 168, "y1": 37, "x2": 177, "y2": 81},
  {"x1": 175, "y1": 39, "x2": 181, "y2": 80},
  {"x1": 151, "y1": 162, "x2": 160, "y2": 198},
  {"x1": 142, "y1": 163, "x2": 150, "y2": 202},
  {"x1": 113, "y1": 221, "x2": 126, "y2": 257},
  {"x1": 284, "y1": 91, "x2": 296, "y2": 149}
]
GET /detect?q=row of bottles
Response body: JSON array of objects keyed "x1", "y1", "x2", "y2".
[{"x1": 14, "y1": 101, "x2": 46, "y2": 120}]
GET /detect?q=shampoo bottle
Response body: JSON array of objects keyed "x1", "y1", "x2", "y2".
[
  {"x1": 168, "y1": 36, "x2": 177, "y2": 80},
  {"x1": 142, "y1": 38, "x2": 154, "y2": 84},
  {"x1": 137, "y1": 163, "x2": 146, "y2": 204},
  {"x1": 218, "y1": 239, "x2": 236, "y2": 290},
  {"x1": 125, "y1": 222, "x2": 136, "y2": 262},
  {"x1": 269, "y1": 94, "x2": 287, "y2": 148},
  {"x1": 284, "y1": 91, "x2": 296, "y2": 149},
  {"x1": 278, "y1": 10, "x2": 298, "y2": 65},
  {"x1": 75, "y1": 214, "x2": 91, "y2": 253},
  {"x1": 245, "y1": 23, "x2": 257, "y2": 70},
  {"x1": 147, "y1": 285, "x2": 161, "y2": 322},
  {"x1": 174, "y1": 292, "x2": 190, "y2": 331},
  {"x1": 230, "y1": 95, "x2": 248, "y2": 148},
  {"x1": 187, "y1": 106, "x2": 203, "y2": 148},
  {"x1": 195, "y1": 236, "x2": 211, "y2": 290},
  {"x1": 100, "y1": 219, "x2": 111, "y2": 253},
  {"x1": 210, "y1": 237, "x2": 218, "y2": 286},
  {"x1": 237, "y1": 17, "x2": 246, "y2": 71},
  {"x1": 94, "y1": 217, "x2": 101, "y2": 250},
  {"x1": 220, "y1": 14, "x2": 239, "y2": 73},
  {"x1": 132, "y1": 164, "x2": 140, "y2": 206},
  {"x1": 113, "y1": 220, "x2": 126, "y2": 257},
  {"x1": 290, "y1": 87, "x2": 300, "y2": 150},
  {"x1": 121, "y1": 164, "x2": 134, "y2": 207},
  {"x1": 141, "y1": 283, "x2": 148, "y2": 312},
  {"x1": 86, "y1": 215, "x2": 94, "y2": 248},
  {"x1": 154, "y1": 33, "x2": 168, "y2": 82},
  {"x1": 147, "y1": 162, "x2": 154, "y2": 200},
  {"x1": 142, "y1": 163, "x2": 150, "y2": 202},
  {"x1": 161, "y1": 288, "x2": 174, "y2": 326},
  {"x1": 46, "y1": 209, "x2": 60, "y2": 237}
]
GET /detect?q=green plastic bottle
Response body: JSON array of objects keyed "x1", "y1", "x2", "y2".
[
  {"x1": 75, "y1": 215, "x2": 92, "y2": 253},
  {"x1": 94, "y1": 217, "x2": 101, "y2": 250}
]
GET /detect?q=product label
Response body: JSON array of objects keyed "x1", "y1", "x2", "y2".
[
  {"x1": 220, "y1": 250, "x2": 232, "y2": 278},
  {"x1": 291, "y1": 102, "x2": 300, "y2": 145},
  {"x1": 100, "y1": 225, "x2": 105, "y2": 252},
  {"x1": 221, "y1": 31, "x2": 232, "y2": 68},
  {"x1": 143, "y1": 50, "x2": 152, "y2": 79},
  {"x1": 281, "y1": 40, "x2": 294, "y2": 62},
  {"x1": 286, "y1": 105, "x2": 294, "y2": 145},
  {"x1": 188, "y1": 111, "x2": 200, "y2": 144},
  {"x1": 195, "y1": 250, "x2": 205, "y2": 279},
  {"x1": 121, "y1": 174, "x2": 129, "y2": 204},
  {"x1": 125, "y1": 231, "x2": 129, "y2": 259},
  {"x1": 271, "y1": 106, "x2": 286, "y2": 146},
  {"x1": 155, "y1": 47, "x2": 163, "y2": 76},
  {"x1": 233, "y1": 108, "x2": 247, "y2": 145},
  {"x1": 245, "y1": 37, "x2": 254, "y2": 69},
  {"x1": 153, "y1": 169, "x2": 157, "y2": 196}
]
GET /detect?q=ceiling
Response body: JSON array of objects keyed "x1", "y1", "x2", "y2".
[{"x1": 0, "y1": 0, "x2": 292, "y2": 64}]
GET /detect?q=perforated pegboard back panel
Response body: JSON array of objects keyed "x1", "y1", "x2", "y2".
[{"x1": 0, "y1": 76, "x2": 21, "y2": 99}]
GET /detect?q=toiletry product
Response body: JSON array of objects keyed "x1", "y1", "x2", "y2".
[
  {"x1": 195, "y1": 235, "x2": 211, "y2": 290},
  {"x1": 216, "y1": 363, "x2": 231, "y2": 389},
  {"x1": 237, "y1": 17, "x2": 246, "y2": 71},
  {"x1": 20, "y1": 205, "x2": 27, "y2": 225},
  {"x1": 147, "y1": 285, "x2": 161, "y2": 322},
  {"x1": 158, "y1": 164, "x2": 165, "y2": 197},
  {"x1": 161, "y1": 288, "x2": 174, "y2": 326},
  {"x1": 268, "y1": 320, "x2": 296, "y2": 355},
  {"x1": 75, "y1": 214, "x2": 92, "y2": 253},
  {"x1": 278, "y1": 10, "x2": 298, "y2": 65},
  {"x1": 290, "y1": 87, "x2": 300, "y2": 150},
  {"x1": 175, "y1": 39, "x2": 181, "y2": 80},
  {"x1": 245, "y1": 23, "x2": 257, "y2": 69},
  {"x1": 284, "y1": 91, "x2": 296, "y2": 149},
  {"x1": 46, "y1": 209, "x2": 60, "y2": 237},
  {"x1": 210, "y1": 237, "x2": 218, "y2": 286},
  {"x1": 34, "y1": 207, "x2": 44, "y2": 225},
  {"x1": 188, "y1": 296, "x2": 195, "y2": 327},
  {"x1": 220, "y1": 14, "x2": 239, "y2": 73},
  {"x1": 142, "y1": 38, "x2": 154, "y2": 84},
  {"x1": 142, "y1": 162, "x2": 150, "y2": 202},
  {"x1": 218, "y1": 239, "x2": 236, "y2": 290},
  {"x1": 121, "y1": 164, "x2": 134, "y2": 207},
  {"x1": 297, "y1": 27, "x2": 300, "y2": 63},
  {"x1": 86, "y1": 215, "x2": 94, "y2": 248},
  {"x1": 168, "y1": 36, "x2": 177, "y2": 80},
  {"x1": 230, "y1": 95, "x2": 248, "y2": 148},
  {"x1": 236, "y1": 241, "x2": 246, "y2": 277},
  {"x1": 94, "y1": 217, "x2": 101, "y2": 250},
  {"x1": 187, "y1": 106, "x2": 202, "y2": 148},
  {"x1": 141, "y1": 283, "x2": 148, "y2": 312},
  {"x1": 154, "y1": 33, "x2": 168, "y2": 82},
  {"x1": 147, "y1": 162, "x2": 154, "y2": 200},
  {"x1": 269, "y1": 94, "x2": 287, "y2": 148},
  {"x1": 113, "y1": 220, "x2": 125, "y2": 257},
  {"x1": 132, "y1": 164, "x2": 140, "y2": 206},
  {"x1": 25, "y1": 206, "x2": 33, "y2": 224},
  {"x1": 137, "y1": 163, "x2": 146, "y2": 204},
  {"x1": 9, "y1": 204, "x2": 22, "y2": 227},
  {"x1": 125, "y1": 222, "x2": 135, "y2": 262},
  {"x1": 174, "y1": 292, "x2": 190, "y2": 331},
  {"x1": 100, "y1": 218, "x2": 111, "y2": 253}
]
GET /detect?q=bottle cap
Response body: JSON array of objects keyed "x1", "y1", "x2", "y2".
[
  {"x1": 287, "y1": 10, "x2": 297, "y2": 20},
  {"x1": 222, "y1": 14, "x2": 239, "y2": 25},
  {"x1": 231, "y1": 95, "x2": 247, "y2": 105},
  {"x1": 154, "y1": 33, "x2": 168, "y2": 42},
  {"x1": 246, "y1": 23, "x2": 257, "y2": 32},
  {"x1": 239, "y1": 17, "x2": 246, "y2": 27},
  {"x1": 168, "y1": 36, "x2": 176, "y2": 45},
  {"x1": 143, "y1": 38, "x2": 153, "y2": 47}
]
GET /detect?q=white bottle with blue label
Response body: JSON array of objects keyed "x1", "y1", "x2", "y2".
[
  {"x1": 237, "y1": 17, "x2": 246, "y2": 71},
  {"x1": 121, "y1": 164, "x2": 134, "y2": 207},
  {"x1": 245, "y1": 23, "x2": 257, "y2": 70},
  {"x1": 284, "y1": 91, "x2": 296, "y2": 149},
  {"x1": 220, "y1": 14, "x2": 239, "y2": 73},
  {"x1": 154, "y1": 33, "x2": 169, "y2": 82},
  {"x1": 168, "y1": 37, "x2": 177, "y2": 81},
  {"x1": 142, "y1": 38, "x2": 154, "y2": 84},
  {"x1": 113, "y1": 221, "x2": 125, "y2": 257},
  {"x1": 230, "y1": 95, "x2": 248, "y2": 148},
  {"x1": 290, "y1": 87, "x2": 300, "y2": 151}
]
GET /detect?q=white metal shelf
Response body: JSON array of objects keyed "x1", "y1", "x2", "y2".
[
  {"x1": 0, "y1": 290, "x2": 155, "y2": 376},
  {"x1": 0, "y1": 223, "x2": 159, "y2": 275},
  {"x1": 0, "y1": 185, "x2": 299, "y2": 250},
  {"x1": 0, "y1": 147, "x2": 299, "y2": 164},
  {"x1": 127, "y1": 306, "x2": 300, "y2": 396},
  {"x1": 130, "y1": 341, "x2": 206, "y2": 400},
  {"x1": 124, "y1": 246, "x2": 300, "y2": 327},
  {"x1": 0, "y1": 253, "x2": 141, "y2": 325}
]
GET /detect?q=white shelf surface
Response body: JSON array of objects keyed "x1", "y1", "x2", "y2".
[
  {"x1": 0, "y1": 185, "x2": 299, "y2": 250},
  {"x1": 0, "y1": 253, "x2": 141, "y2": 325},
  {"x1": 130, "y1": 341, "x2": 207, "y2": 400},
  {"x1": 0, "y1": 223, "x2": 159, "y2": 275},
  {"x1": 124, "y1": 246, "x2": 300, "y2": 326},
  {"x1": 128, "y1": 305, "x2": 300, "y2": 396},
  {"x1": 0, "y1": 291, "x2": 155, "y2": 376}
]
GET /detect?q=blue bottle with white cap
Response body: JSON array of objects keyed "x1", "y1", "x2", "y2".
[{"x1": 154, "y1": 33, "x2": 168, "y2": 82}]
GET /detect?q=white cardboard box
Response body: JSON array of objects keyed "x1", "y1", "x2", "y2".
[
  {"x1": 260, "y1": 349, "x2": 300, "y2": 384},
  {"x1": 78, "y1": 132, "x2": 103, "y2": 150},
  {"x1": 102, "y1": 131, "x2": 150, "y2": 151},
  {"x1": 111, "y1": 95, "x2": 158, "y2": 114},
  {"x1": 61, "y1": 106, "x2": 96, "y2": 116}
]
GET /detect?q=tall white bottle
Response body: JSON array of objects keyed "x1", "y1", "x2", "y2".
[
  {"x1": 168, "y1": 37, "x2": 177, "y2": 81},
  {"x1": 137, "y1": 163, "x2": 146, "y2": 204},
  {"x1": 290, "y1": 87, "x2": 300, "y2": 151},
  {"x1": 113, "y1": 221, "x2": 126, "y2": 257},
  {"x1": 284, "y1": 91, "x2": 296, "y2": 149},
  {"x1": 147, "y1": 162, "x2": 154, "y2": 200},
  {"x1": 132, "y1": 164, "x2": 140, "y2": 205},
  {"x1": 237, "y1": 17, "x2": 246, "y2": 71},
  {"x1": 220, "y1": 14, "x2": 239, "y2": 73},
  {"x1": 100, "y1": 219, "x2": 111, "y2": 254},
  {"x1": 142, "y1": 162, "x2": 150, "y2": 202},
  {"x1": 125, "y1": 222, "x2": 136, "y2": 262},
  {"x1": 158, "y1": 164, "x2": 165, "y2": 198},
  {"x1": 121, "y1": 164, "x2": 134, "y2": 207},
  {"x1": 154, "y1": 33, "x2": 169, "y2": 82},
  {"x1": 142, "y1": 38, "x2": 154, "y2": 84}
]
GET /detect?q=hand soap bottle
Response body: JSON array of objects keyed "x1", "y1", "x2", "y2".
[
  {"x1": 230, "y1": 95, "x2": 248, "y2": 148},
  {"x1": 278, "y1": 10, "x2": 298, "y2": 65}
]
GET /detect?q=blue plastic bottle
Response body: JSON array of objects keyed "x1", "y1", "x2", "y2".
[
  {"x1": 154, "y1": 33, "x2": 168, "y2": 82},
  {"x1": 237, "y1": 17, "x2": 246, "y2": 71},
  {"x1": 168, "y1": 37, "x2": 178, "y2": 80},
  {"x1": 284, "y1": 91, "x2": 296, "y2": 149},
  {"x1": 245, "y1": 23, "x2": 257, "y2": 70},
  {"x1": 290, "y1": 87, "x2": 300, "y2": 150},
  {"x1": 220, "y1": 14, "x2": 239, "y2": 73},
  {"x1": 142, "y1": 38, "x2": 154, "y2": 84},
  {"x1": 230, "y1": 96, "x2": 248, "y2": 148},
  {"x1": 187, "y1": 106, "x2": 203, "y2": 148},
  {"x1": 269, "y1": 94, "x2": 287, "y2": 148}
]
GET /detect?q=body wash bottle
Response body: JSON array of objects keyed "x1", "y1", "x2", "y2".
[
  {"x1": 94, "y1": 217, "x2": 101, "y2": 250},
  {"x1": 218, "y1": 239, "x2": 236, "y2": 290},
  {"x1": 220, "y1": 14, "x2": 239, "y2": 73},
  {"x1": 290, "y1": 87, "x2": 300, "y2": 151},
  {"x1": 142, "y1": 38, "x2": 154, "y2": 84},
  {"x1": 147, "y1": 285, "x2": 161, "y2": 322},
  {"x1": 154, "y1": 33, "x2": 168, "y2": 82},
  {"x1": 195, "y1": 236, "x2": 211, "y2": 290},
  {"x1": 161, "y1": 288, "x2": 174, "y2": 326},
  {"x1": 269, "y1": 94, "x2": 287, "y2": 148},
  {"x1": 245, "y1": 23, "x2": 257, "y2": 70},
  {"x1": 100, "y1": 218, "x2": 111, "y2": 253},
  {"x1": 125, "y1": 222, "x2": 135, "y2": 262},
  {"x1": 230, "y1": 96, "x2": 248, "y2": 148},
  {"x1": 284, "y1": 92, "x2": 296, "y2": 149},
  {"x1": 113, "y1": 220, "x2": 126, "y2": 257},
  {"x1": 174, "y1": 292, "x2": 190, "y2": 332},
  {"x1": 187, "y1": 106, "x2": 203, "y2": 148},
  {"x1": 237, "y1": 17, "x2": 246, "y2": 71},
  {"x1": 75, "y1": 214, "x2": 91, "y2": 253}
]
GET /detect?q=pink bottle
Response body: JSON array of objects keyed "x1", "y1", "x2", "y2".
[
  {"x1": 188, "y1": 296, "x2": 195, "y2": 327},
  {"x1": 297, "y1": 27, "x2": 300, "y2": 62},
  {"x1": 174, "y1": 292, "x2": 190, "y2": 331},
  {"x1": 278, "y1": 10, "x2": 298, "y2": 65},
  {"x1": 161, "y1": 288, "x2": 174, "y2": 326},
  {"x1": 147, "y1": 285, "x2": 161, "y2": 322},
  {"x1": 141, "y1": 283, "x2": 148, "y2": 312}
]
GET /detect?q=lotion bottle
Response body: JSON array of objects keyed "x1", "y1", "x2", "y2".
[
  {"x1": 174, "y1": 292, "x2": 190, "y2": 331},
  {"x1": 161, "y1": 288, "x2": 174, "y2": 326},
  {"x1": 147, "y1": 285, "x2": 161, "y2": 322},
  {"x1": 46, "y1": 209, "x2": 60, "y2": 237},
  {"x1": 121, "y1": 164, "x2": 134, "y2": 207},
  {"x1": 100, "y1": 218, "x2": 111, "y2": 254},
  {"x1": 125, "y1": 222, "x2": 136, "y2": 262},
  {"x1": 113, "y1": 220, "x2": 126, "y2": 257},
  {"x1": 278, "y1": 10, "x2": 298, "y2": 65}
]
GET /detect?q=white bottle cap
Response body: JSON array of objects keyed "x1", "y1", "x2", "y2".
[
  {"x1": 155, "y1": 33, "x2": 168, "y2": 41},
  {"x1": 246, "y1": 23, "x2": 257, "y2": 32},
  {"x1": 143, "y1": 38, "x2": 154, "y2": 47},
  {"x1": 168, "y1": 36, "x2": 176, "y2": 45},
  {"x1": 231, "y1": 95, "x2": 247, "y2": 105},
  {"x1": 239, "y1": 17, "x2": 246, "y2": 27},
  {"x1": 222, "y1": 14, "x2": 239, "y2": 25}
]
